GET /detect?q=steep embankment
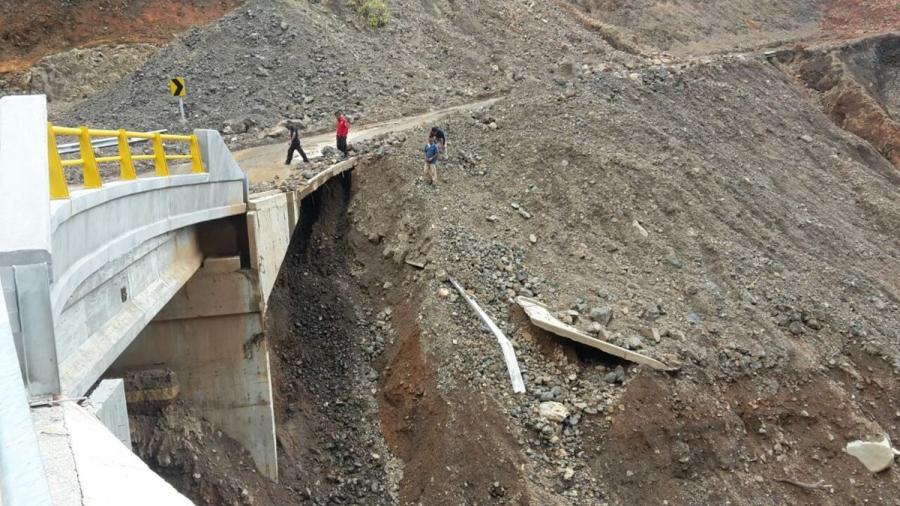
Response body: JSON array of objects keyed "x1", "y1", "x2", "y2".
[
  {"x1": 784, "y1": 34, "x2": 900, "y2": 168},
  {"x1": 345, "y1": 54, "x2": 900, "y2": 504},
  {"x1": 54, "y1": 0, "x2": 635, "y2": 145},
  {"x1": 0, "y1": 0, "x2": 241, "y2": 112}
]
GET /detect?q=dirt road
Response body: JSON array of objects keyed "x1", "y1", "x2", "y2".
[{"x1": 233, "y1": 97, "x2": 502, "y2": 184}]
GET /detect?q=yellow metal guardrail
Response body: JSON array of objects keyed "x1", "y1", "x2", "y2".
[{"x1": 47, "y1": 124, "x2": 205, "y2": 200}]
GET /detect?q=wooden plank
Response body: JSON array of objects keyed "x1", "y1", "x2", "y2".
[{"x1": 516, "y1": 296, "x2": 674, "y2": 371}]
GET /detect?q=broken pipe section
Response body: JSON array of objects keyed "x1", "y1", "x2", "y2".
[{"x1": 449, "y1": 277, "x2": 526, "y2": 394}]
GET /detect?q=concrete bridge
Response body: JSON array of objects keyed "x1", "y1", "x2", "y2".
[
  {"x1": 0, "y1": 92, "x2": 498, "y2": 504},
  {"x1": 0, "y1": 95, "x2": 359, "y2": 505}
]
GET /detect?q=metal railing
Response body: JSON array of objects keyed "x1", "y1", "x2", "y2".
[
  {"x1": 56, "y1": 129, "x2": 166, "y2": 155},
  {"x1": 47, "y1": 124, "x2": 205, "y2": 200}
]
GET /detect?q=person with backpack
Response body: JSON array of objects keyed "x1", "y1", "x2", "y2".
[
  {"x1": 285, "y1": 124, "x2": 310, "y2": 165},
  {"x1": 335, "y1": 111, "x2": 350, "y2": 158},
  {"x1": 424, "y1": 136, "x2": 439, "y2": 186}
]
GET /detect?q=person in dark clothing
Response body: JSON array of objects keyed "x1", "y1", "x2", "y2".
[
  {"x1": 430, "y1": 126, "x2": 447, "y2": 159},
  {"x1": 285, "y1": 125, "x2": 309, "y2": 165},
  {"x1": 335, "y1": 111, "x2": 350, "y2": 158}
]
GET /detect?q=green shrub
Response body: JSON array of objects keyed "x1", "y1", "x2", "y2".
[{"x1": 347, "y1": 0, "x2": 389, "y2": 28}]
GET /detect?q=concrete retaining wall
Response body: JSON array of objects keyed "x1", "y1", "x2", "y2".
[
  {"x1": 247, "y1": 192, "x2": 292, "y2": 310},
  {"x1": 112, "y1": 257, "x2": 278, "y2": 481},
  {"x1": 246, "y1": 158, "x2": 356, "y2": 309}
]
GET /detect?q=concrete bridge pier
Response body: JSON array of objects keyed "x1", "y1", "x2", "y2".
[{"x1": 110, "y1": 218, "x2": 279, "y2": 481}]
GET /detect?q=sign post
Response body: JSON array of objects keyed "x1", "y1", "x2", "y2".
[{"x1": 169, "y1": 77, "x2": 186, "y2": 122}]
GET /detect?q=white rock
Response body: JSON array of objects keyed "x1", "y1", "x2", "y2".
[
  {"x1": 845, "y1": 436, "x2": 898, "y2": 473},
  {"x1": 563, "y1": 467, "x2": 575, "y2": 481},
  {"x1": 437, "y1": 287, "x2": 451, "y2": 299},
  {"x1": 538, "y1": 401, "x2": 570, "y2": 423},
  {"x1": 632, "y1": 220, "x2": 649, "y2": 239}
]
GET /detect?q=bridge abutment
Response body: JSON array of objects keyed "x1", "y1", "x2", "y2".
[{"x1": 111, "y1": 254, "x2": 279, "y2": 481}]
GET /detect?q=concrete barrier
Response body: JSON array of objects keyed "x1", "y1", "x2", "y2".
[
  {"x1": 0, "y1": 280, "x2": 52, "y2": 506},
  {"x1": 0, "y1": 95, "x2": 59, "y2": 398},
  {"x1": 33, "y1": 402, "x2": 192, "y2": 505},
  {"x1": 86, "y1": 379, "x2": 132, "y2": 450}
]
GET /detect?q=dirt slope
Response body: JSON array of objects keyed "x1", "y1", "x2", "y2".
[
  {"x1": 783, "y1": 34, "x2": 900, "y2": 167},
  {"x1": 566, "y1": 0, "x2": 828, "y2": 54},
  {"x1": 565, "y1": 0, "x2": 900, "y2": 55},
  {"x1": 343, "y1": 54, "x2": 900, "y2": 504},
  {"x1": 0, "y1": 0, "x2": 240, "y2": 72},
  {"x1": 54, "y1": 0, "x2": 630, "y2": 144}
]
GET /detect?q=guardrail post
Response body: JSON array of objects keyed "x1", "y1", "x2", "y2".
[
  {"x1": 47, "y1": 123, "x2": 69, "y2": 199},
  {"x1": 152, "y1": 132, "x2": 169, "y2": 176},
  {"x1": 79, "y1": 126, "x2": 102, "y2": 189},
  {"x1": 117, "y1": 129, "x2": 137, "y2": 180},
  {"x1": 189, "y1": 134, "x2": 204, "y2": 173}
]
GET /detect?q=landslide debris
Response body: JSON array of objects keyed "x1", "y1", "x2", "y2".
[
  {"x1": 0, "y1": 0, "x2": 241, "y2": 113},
  {"x1": 345, "y1": 52, "x2": 900, "y2": 504},
  {"x1": 563, "y1": 0, "x2": 827, "y2": 54},
  {"x1": 781, "y1": 33, "x2": 900, "y2": 168},
  {"x1": 54, "y1": 0, "x2": 635, "y2": 147}
]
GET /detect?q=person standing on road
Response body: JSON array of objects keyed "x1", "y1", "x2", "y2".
[
  {"x1": 335, "y1": 111, "x2": 350, "y2": 158},
  {"x1": 430, "y1": 126, "x2": 447, "y2": 159},
  {"x1": 424, "y1": 136, "x2": 439, "y2": 186},
  {"x1": 285, "y1": 124, "x2": 310, "y2": 165}
]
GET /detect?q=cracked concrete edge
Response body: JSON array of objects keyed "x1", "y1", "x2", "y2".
[
  {"x1": 34, "y1": 402, "x2": 193, "y2": 506},
  {"x1": 33, "y1": 405, "x2": 81, "y2": 506}
]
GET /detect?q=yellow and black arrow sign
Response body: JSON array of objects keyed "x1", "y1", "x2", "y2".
[{"x1": 169, "y1": 77, "x2": 185, "y2": 97}]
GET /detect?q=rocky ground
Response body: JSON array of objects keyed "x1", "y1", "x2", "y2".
[
  {"x1": 337, "y1": 53, "x2": 900, "y2": 504},
  {"x1": 6, "y1": 0, "x2": 900, "y2": 504},
  {"x1": 51, "y1": 0, "x2": 619, "y2": 150}
]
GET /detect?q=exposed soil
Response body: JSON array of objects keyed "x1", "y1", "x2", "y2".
[
  {"x1": 783, "y1": 33, "x2": 900, "y2": 167},
  {"x1": 337, "y1": 50, "x2": 900, "y2": 503},
  {"x1": 823, "y1": 0, "x2": 900, "y2": 37},
  {"x1": 53, "y1": 0, "x2": 632, "y2": 145},
  {"x1": 130, "y1": 401, "x2": 294, "y2": 506},
  {"x1": 264, "y1": 175, "x2": 396, "y2": 505},
  {"x1": 0, "y1": 0, "x2": 241, "y2": 72},
  {"x1": 377, "y1": 299, "x2": 533, "y2": 505},
  {"x1": 564, "y1": 0, "x2": 900, "y2": 55}
]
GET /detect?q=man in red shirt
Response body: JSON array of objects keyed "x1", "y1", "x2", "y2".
[{"x1": 335, "y1": 111, "x2": 350, "y2": 158}]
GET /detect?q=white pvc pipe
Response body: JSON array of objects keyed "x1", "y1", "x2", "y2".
[{"x1": 449, "y1": 277, "x2": 526, "y2": 393}]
